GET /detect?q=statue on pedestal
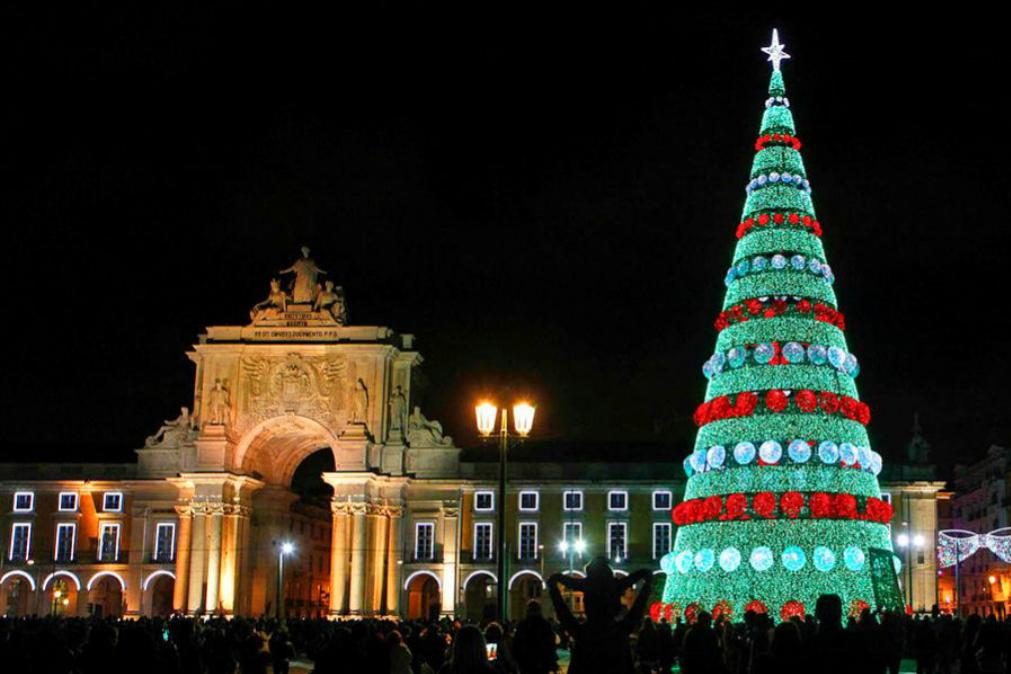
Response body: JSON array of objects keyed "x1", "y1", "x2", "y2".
[
  {"x1": 313, "y1": 280, "x2": 348, "y2": 324},
  {"x1": 350, "y1": 378, "x2": 369, "y2": 425},
  {"x1": 250, "y1": 279, "x2": 288, "y2": 321},
  {"x1": 407, "y1": 406, "x2": 453, "y2": 447},
  {"x1": 388, "y1": 385, "x2": 407, "y2": 438},
  {"x1": 146, "y1": 407, "x2": 197, "y2": 447},
  {"x1": 280, "y1": 246, "x2": 327, "y2": 304},
  {"x1": 207, "y1": 378, "x2": 231, "y2": 426}
]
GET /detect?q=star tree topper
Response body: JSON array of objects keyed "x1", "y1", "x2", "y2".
[{"x1": 762, "y1": 29, "x2": 791, "y2": 72}]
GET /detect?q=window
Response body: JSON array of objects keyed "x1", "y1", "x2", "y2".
[
  {"x1": 415, "y1": 523, "x2": 435, "y2": 560},
  {"x1": 13, "y1": 492, "x2": 33, "y2": 512},
  {"x1": 917, "y1": 550, "x2": 925, "y2": 565},
  {"x1": 519, "y1": 491, "x2": 539, "y2": 511},
  {"x1": 9, "y1": 523, "x2": 31, "y2": 561},
  {"x1": 518, "y1": 522, "x2": 538, "y2": 560},
  {"x1": 653, "y1": 491, "x2": 673, "y2": 510},
  {"x1": 563, "y1": 491, "x2": 583, "y2": 511},
  {"x1": 563, "y1": 521, "x2": 582, "y2": 546},
  {"x1": 880, "y1": 492, "x2": 892, "y2": 505},
  {"x1": 55, "y1": 523, "x2": 76, "y2": 562},
  {"x1": 103, "y1": 492, "x2": 123, "y2": 512},
  {"x1": 653, "y1": 523, "x2": 671, "y2": 559},
  {"x1": 473, "y1": 522, "x2": 493, "y2": 561},
  {"x1": 99, "y1": 523, "x2": 120, "y2": 561},
  {"x1": 155, "y1": 523, "x2": 176, "y2": 562},
  {"x1": 608, "y1": 522, "x2": 627, "y2": 560},
  {"x1": 475, "y1": 491, "x2": 494, "y2": 512},
  {"x1": 608, "y1": 491, "x2": 628, "y2": 511},
  {"x1": 58, "y1": 492, "x2": 78, "y2": 512}
]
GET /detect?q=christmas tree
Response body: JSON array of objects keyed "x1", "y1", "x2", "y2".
[{"x1": 657, "y1": 31, "x2": 895, "y2": 622}]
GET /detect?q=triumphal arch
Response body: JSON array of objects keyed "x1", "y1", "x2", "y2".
[{"x1": 136, "y1": 248, "x2": 461, "y2": 617}]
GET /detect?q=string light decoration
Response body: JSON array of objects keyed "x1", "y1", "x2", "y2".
[
  {"x1": 937, "y1": 528, "x2": 1011, "y2": 567},
  {"x1": 658, "y1": 30, "x2": 894, "y2": 620}
]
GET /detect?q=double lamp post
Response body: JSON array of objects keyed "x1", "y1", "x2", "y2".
[{"x1": 475, "y1": 400, "x2": 535, "y2": 623}]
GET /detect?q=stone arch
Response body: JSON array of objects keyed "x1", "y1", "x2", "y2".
[
  {"x1": 404, "y1": 571, "x2": 441, "y2": 620},
  {"x1": 43, "y1": 571, "x2": 82, "y2": 591},
  {"x1": 233, "y1": 414, "x2": 341, "y2": 486},
  {"x1": 87, "y1": 572, "x2": 125, "y2": 618},
  {"x1": 0, "y1": 570, "x2": 35, "y2": 616},
  {"x1": 508, "y1": 571, "x2": 546, "y2": 621},
  {"x1": 462, "y1": 570, "x2": 497, "y2": 622}
]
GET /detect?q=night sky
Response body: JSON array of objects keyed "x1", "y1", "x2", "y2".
[{"x1": 3, "y1": 7, "x2": 1009, "y2": 479}]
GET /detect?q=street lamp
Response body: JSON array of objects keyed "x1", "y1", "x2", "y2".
[
  {"x1": 277, "y1": 541, "x2": 295, "y2": 620},
  {"x1": 558, "y1": 538, "x2": 586, "y2": 574},
  {"x1": 475, "y1": 400, "x2": 536, "y2": 622},
  {"x1": 896, "y1": 527, "x2": 924, "y2": 611}
]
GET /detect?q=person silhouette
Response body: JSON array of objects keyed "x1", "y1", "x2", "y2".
[{"x1": 547, "y1": 556, "x2": 652, "y2": 674}]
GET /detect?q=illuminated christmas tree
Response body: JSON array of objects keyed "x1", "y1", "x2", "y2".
[{"x1": 657, "y1": 31, "x2": 895, "y2": 622}]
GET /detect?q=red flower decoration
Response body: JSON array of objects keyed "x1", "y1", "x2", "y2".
[
  {"x1": 810, "y1": 492, "x2": 832, "y2": 518},
  {"x1": 773, "y1": 212, "x2": 785, "y2": 224},
  {"x1": 818, "y1": 391, "x2": 840, "y2": 414},
  {"x1": 735, "y1": 391, "x2": 759, "y2": 416},
  {"x1": 650, "y1": 602, "x2": 663, "y2": 622},
  {"x1": 780, "y1": 600, "x2": 806, "y2": 621},
  {"x1": 746, "y1": 299, "x2": 762, "y2": 315},
  {"x1": 840, "y1": 397, "x2": 859, "y2": 420},
  {"x1": 797, "y1": 299, "x2": 812, "y2": 313},
  {"x1": 692, "y1": 401, "x2": 710, "y2": 426},
  {"x1": 724, "y1": 493, "x2": 747, "y2": 520},
  {"x1": 858, "y1": 402, "x2": 871, "y2": 424},
  {"x1": 788, "y1": 212, "x2": 800, "y2": 225},
  {"x1": 833, "y1": 493, "x2": 858, "y2": 519},
  {"x1": 795, "y1": 389, "x2": 817, "y2": 412},
  {"x1": 711, "y1": 396, "x2": 732, "y2": 419},
  {"x1": 781, "y1": 491, "x2": 804, "y2": 518},
  {"x1": 745, "y1": 600, "x2": 768, "y2": 615},
  {"x1": 753, "y1": 492, "x2": 777, "y2": 518},
  {"x1": 702, "y1": 495, "x2": 723, "y2": 520},
  {"x1": 765, "y1": 389, "x2": 788, "y2": 412}
]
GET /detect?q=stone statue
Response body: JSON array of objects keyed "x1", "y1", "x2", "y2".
[
  {"x1": 145, "y1": 407, "x2": 197, "y2": 447},
  {"x1": 250, "y1": 279, "x2": 288, "y2": 320},
  {"x1": 313, "y1": 280, "x2": 348, "y2": 324},
  {"x1": 548, "y1": 559, "x2": 653, "y2": 674},
  {"x1": 351, "y1": 378, "x2": 369, "y2": 425},
  {"x1": 407, "y1": 406, "x2": 453, "y2": 447},
  {"x1": 207, "y1": 378, "x2": 231, "y2": 426},
  {"x1": 388, "y1": 385, "x2": 408, "y2": 435},
  {"x1": 279, "y1": 246, "x2": 327, "y2": 304}
]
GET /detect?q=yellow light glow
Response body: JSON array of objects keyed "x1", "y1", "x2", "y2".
[
  {"x1": 989, "y1": 575, "x2": 997, "y2": 584},
  {"x1": 475, "y1": 402, "x2": 498, "y2": 437},
  {"x1": 512, "y1": 402, "x2": 536, "y2": 437}
]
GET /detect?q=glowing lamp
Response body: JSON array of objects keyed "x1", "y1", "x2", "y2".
[
  {"x1": 475, "y1": 402, "x2": 498, "y2": 437},
  {"x1": 281, "y1": 542, "x2": 295, "y2": 555},
  {"x1": 512, "y1": 402, "x2": 536, "y2": 437},
  {"x1": 574, "y1": 539, "x2": 586, "y2": 555}
]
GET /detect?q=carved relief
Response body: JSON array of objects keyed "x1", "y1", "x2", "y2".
[{"x1": 236, "y1": 353, "x2": 348, "y2": 434}]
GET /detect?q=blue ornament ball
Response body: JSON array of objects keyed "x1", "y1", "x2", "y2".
[
  {"x1": 675, "y1": 551, "x2": 694, "y2": 574},
  {"x1": 807, "y1": 345, "x2": 828, "y2": 365},
  {"x1": 736, "y1": 260, "x2": 750, "y2": 276},
  {"x1": 757, "y1": 174, "x2": 768, "y2": 186},
  {"x1": 769, "y1": 171, "x2": 781, "y2": 183},
  {"x1": 844, "y1": 354, "x2": 859, "y2": 377},
  {"x1": 818, "y1": 441, "x2": 840, "y2": 464},
  {"x1": 752, "y1": 256, "x2": 768, "y2": 272},
  {"x1": 690, "y1": 449, "x2": 708, "y2": 472},
  {"x1": 682, "y1": 457, "x2": 694, "y2": 477},
  {"x1": 813, "y1": 546, "x2": 836, "y2": 572},
  {"x1": 844, "y1": 546, "x2": 865, "y2": 571},
  {"x1": 719, "y1": 547, "x2": 742, "y2": 572},
  {"x1": 750, "y1": 547, "x2": 774, "y2": 572},
  {"x1": 759, "y1": 440, "x2": 782, "y2": 464},
  {"x1": 788, "y1": 439, "x2": 812, "y2": 463},
  {"x1": 808, "y1": 258, "x2": 823, "y2": 275},
  {"x1": 782, "y1": 342, "x2": 805, "y2": 363},
  {"x1": 771, "y1": 254, "x2": 787, "y2": 270},
  {"x1": 694, "y1": 549, "x2": 715, "y2": 572},
  {"x1": 754, "y1": 343, "x2": 775, "y2": 364},
  {"x1": 791, "y1": 254, "x2": 806, "y2": 270},
  {"x1": 728, "y1": 347, "x2": 747, "y2": 368},
  {"x1": 782, "y1": 546, "x2": 807, "y2": 571},
  {"x1": 839, "y1": 442, "x2": 858, "y2": 466},
  {"x1": 702, "y1": 360, "x2": 714, "y2": 380},
  {"x1": 707, "y1": 445, "x2": 726, "y2": 469},
  {"x1": 828, "y1": 346, "x2": 847, "y2": 370},
  {"x1": 734, "y1": 442, "x2": 756, "y2": 465}
]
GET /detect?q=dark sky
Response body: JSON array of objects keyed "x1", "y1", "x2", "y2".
[{"x1": 2, "y1": 6, "x2": 1009, "y2": 479}]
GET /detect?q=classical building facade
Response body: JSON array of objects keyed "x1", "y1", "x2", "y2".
[{"x1": 0, "y1": 251, "x2": 946, "y2": 619}]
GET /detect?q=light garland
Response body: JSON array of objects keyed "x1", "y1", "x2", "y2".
[
  {"x1": 715, "y1": 299, "x2": 845, "y2": 331},
  {"x1": 703, "y1": 341, "x2": 858, "y2": 379},
  {"x1": 736, "y1": 212, "x2": 822, "y2": 239},
  {"x1": 937, "y1": 528, "x2": 1011, "y2": 567},
  {"x1": 692, "y1": 390, "x2": 871, "y2": 427},
  {"x1": 725, "y1": 253, "x2": 835, "y2": 287},
  {"x1": 684, "y1": 440, "x2": 882, "y2": 476},
  {"x1": 672, "y1": 492, "x2": 893, "y2": 525},
  {"x1": 746, "y1": 172, "x2": 812, "y2": 195},
  {"x1": 755, "y1": 133, "x2": 802, "y2": 151}
]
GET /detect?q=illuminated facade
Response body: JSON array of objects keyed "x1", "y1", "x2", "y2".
[{"x1": 0, "y1": 251, "x2": 945, "y2": 619}]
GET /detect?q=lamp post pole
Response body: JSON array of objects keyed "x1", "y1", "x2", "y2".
[
  {"x1": 497, "y1": 408, "x2": 508, "y2": 623},
  {"x1": 277, "y1": 542, "x2": 293, "y2": 620},
  {"x1": 476, "y1": 401, "x2": 535, "y2": 624}
]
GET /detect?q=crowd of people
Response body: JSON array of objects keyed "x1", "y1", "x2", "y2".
[{"x1": 0, "y1": 596, "x2": 1008, "y2": 674}]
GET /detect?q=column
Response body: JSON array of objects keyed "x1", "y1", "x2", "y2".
[
  {"x1": 204, "y1": 505, "x2": 224, "y2": 613},
  {"x1": 329, "y1": 502, "x2": 350, "y2": 615},
  {"x1": 441, "y1": 506, "x2": 459, "y2": 616},
  {"x1": 186, "y1": 507, "x2": 207, "y2": 614},
  {"x1": 368, "y1": 509, "x2": 388, "y2": 613},
  {"x1": 348, "y1": 506, "x2": 367, "y2": 614},
  {"x1": 385, "y1": 507, "x2": 403, "y2": 616},
  {"x1": 173, "y1": 506, "x2": 193, "y2": 613},
  {"x1": 218, "y1": 505, "x2": 243, "y2": 614}
]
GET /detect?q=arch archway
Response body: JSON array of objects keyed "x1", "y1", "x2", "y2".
[
  {"x1": 233, "y1": 414, "x2": 340, "y2": 487},
  {"x1": 405, "y1": 571, "x2": 441, "y2": 620},
  {"x1": 87, "y1": 572, "x2": 125, "y2": 618},
  {"x1": 508, "y1": 571, "x2": 545, "y2": 621},
  {"x1": 149, "y1": 574, "x2": 175, "y2": 617},
  {"x1": 0, "y1": 571, "x2": 35, "y2": 616},
  {"x1": 462, "y1": 571, "x2": 497, "y2": 622}
]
